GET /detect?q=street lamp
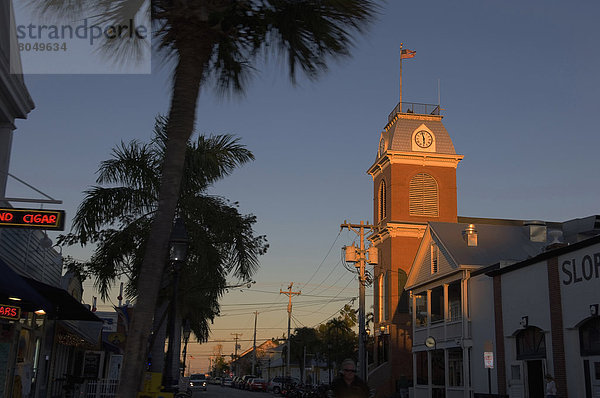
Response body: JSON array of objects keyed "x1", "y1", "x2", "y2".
[
  {"x1": 163, "y1": 218, "x2": 189, "y2": 391},
  {"x1": 181, "y1": 320, "x2": 191, "y2": 377}
]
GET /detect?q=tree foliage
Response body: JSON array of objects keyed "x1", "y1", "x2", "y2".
[{"x1": 59, "y1": 116, "x2": 268, "y2": 341}]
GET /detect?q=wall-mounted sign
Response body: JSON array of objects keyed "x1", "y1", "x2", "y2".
[
  {"x1": 0, "y1": 304, "x2": 21, "y2": 320},
  {"x1": 0, "y1": 208, "x2": 65, "y2": 230},
  {"x1": 484, "y1": 351, "x2": 494, "y2": 369}
]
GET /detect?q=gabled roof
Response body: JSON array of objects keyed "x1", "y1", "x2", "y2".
[{"x1": 406, "y1": 222, "x2": 546, "y2": 290}]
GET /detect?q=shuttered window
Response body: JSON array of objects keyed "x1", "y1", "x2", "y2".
[
  {"x1": 409, "y1": 173, "x2": 439, "y2": 216},
  {"x1": 379, "y1": 180, "x2": 387, "y2": 222}
]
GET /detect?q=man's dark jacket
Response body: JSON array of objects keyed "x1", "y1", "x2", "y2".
[{"x1": 330, "y1": 375, "x2": 369, "y2": 398}]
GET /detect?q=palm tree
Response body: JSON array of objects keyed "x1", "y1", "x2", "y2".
[
  {"x1": 33, "y1": 1, "x2": 378, "y2": 395},
  {"x1": 60, "y1": 115, "x2": 267, "y2": 371}
]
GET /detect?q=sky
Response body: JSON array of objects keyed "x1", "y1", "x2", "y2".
[{"x1": 8, "y1": 0, "x2": 600, "y2": 373}]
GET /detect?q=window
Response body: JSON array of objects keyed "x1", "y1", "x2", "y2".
[
  {"x1": 378, "y1": 274, "x2": 384, "y2": 322},
  {"x1": 431, "y1": 244, "x2": 439, "y2": 274},
  {"x1": 431, "y1": 349, "x2": 445, "y2": 386},
  {"x1": 414, "y1": 292, "x2": 427, "y2": 327},
  {"x1": 383, "y1": 272, "x2": 390, "y2": 321},
  {"x1": 397, "y1": 269, "x2": 409, "y2": 313},
  {"x1": 580, "y1": 317, "x2": 600, "y2": 355},
  {"x1": 416, "y1": 351, "x2": 428, "y2": 385},
  {"x1": 378, "y1": 180, "x2": 387, "y2": 222},
  {"x1": 516, "y1": 327, "x2": 546, "y2": 360},
  {"x1": 409, "y1": 173, "x2": 439, "y2": 217},
  {"x1": 448, "y1": 282, "x2": 462, "y2": 321},
  {"x1": 448, "y1": 348, "x2": 463, "y2": 386},
  {"x1": 431, "y1": 286, "x2": 444, "y2": 323}
]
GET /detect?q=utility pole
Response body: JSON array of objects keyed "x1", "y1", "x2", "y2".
[
  {"x1": 231, "y1": 333, "x2": 242, "y2": 376},
  {"x1": 252, "y1": 311, "x2": 258, "y2": 374},
  {"x1": 280, "y1": 282, "x2": 301, "y2": 377},
  {"x1": 341, "y1": 220, "x2": 375, "y2": 382}
]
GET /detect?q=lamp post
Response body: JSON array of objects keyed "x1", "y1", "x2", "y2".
[
  {"x1": 181, "y1": 320, "x2": 191, "y2": 377},
  {"x1": 163, "y1": 218, "x2": 189, "y2": 391}
]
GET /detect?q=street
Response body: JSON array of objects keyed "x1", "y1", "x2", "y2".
[{"x1": 191, "y1": 387, "x2": 273, "y2": 398}]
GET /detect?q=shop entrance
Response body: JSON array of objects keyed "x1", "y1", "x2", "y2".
[
  {"x1": 583, "y1": 357, "x2": 600, "y2": 398},
  {"x1": 525, "y1": 360, "x2": 544, "y2": 398}
]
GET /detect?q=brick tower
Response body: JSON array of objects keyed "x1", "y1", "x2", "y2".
[{"x1": 367, "y1": 100, "x2": 462, "y2": 396}]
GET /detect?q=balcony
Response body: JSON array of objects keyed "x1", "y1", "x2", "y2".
[{"x1": 388, "y1": 102, "x2": 441, "y2": 122}]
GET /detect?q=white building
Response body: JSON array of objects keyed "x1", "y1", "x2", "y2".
[{"x1": 405, "y1": 217, "x2": 600, "y2": 398}]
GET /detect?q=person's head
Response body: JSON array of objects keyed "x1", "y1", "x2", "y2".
[
  {"x1": 545, "y1": 374, "x2": 554, "y2": 381},
  {"x1": 341, "y1": 358, "x2": 356, "y2": 383}
]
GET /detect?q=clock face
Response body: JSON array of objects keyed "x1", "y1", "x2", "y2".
[
  {"x1": 414, "y1": 130, "x2": 433, "y2": 148},
  {"x1": 379, "y1": 138, "x2": 386, "y2": 156},
  {"x1": 425, "y1": 336, "x2": 436, "y2": 348}
]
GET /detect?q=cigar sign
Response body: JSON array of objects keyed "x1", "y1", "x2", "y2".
[{"x1": 0, "y1": 208, "x2": 65, "y2": 230}]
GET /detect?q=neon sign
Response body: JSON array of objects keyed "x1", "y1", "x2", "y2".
[
  {"x1": 0, "y1": 208, "x2": 65, "y2": 230},
  {"x1": 0, "y1": 304, "x2": 21, "y2": 320}
]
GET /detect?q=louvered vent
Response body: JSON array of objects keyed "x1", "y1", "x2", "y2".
[
  {"x1": 379, "y1": 180, "x2": 387, "y2": 222},
  {"x1": 409, "y1": 173, "x2": 439, "y2": 216}
]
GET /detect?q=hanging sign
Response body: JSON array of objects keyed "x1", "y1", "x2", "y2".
[
  {"x1": 0, "y1": 208, "x2": 65, "y2": 230},
  {"x1": 0, "y1": 304, "x2": 21, "y2": 320}
]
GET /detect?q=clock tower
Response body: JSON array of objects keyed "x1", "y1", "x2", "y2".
[{"x1": 367, "y1": 100, "x2": 462, "y2": 394}]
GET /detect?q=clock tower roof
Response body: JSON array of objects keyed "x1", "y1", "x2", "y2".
[{"x1": 384, "y1": 113, "x2": 457, "y2": 155}]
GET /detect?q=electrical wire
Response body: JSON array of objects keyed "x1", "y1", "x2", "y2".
[{"x1": 298, "y1": 230, "x2": 341, "y2": 291}]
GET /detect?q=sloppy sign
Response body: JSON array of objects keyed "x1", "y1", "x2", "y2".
[{"x1": 484, "y1": 352, "x2": 494, "y2": 369}]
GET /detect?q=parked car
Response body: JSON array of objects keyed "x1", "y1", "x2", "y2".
[
  {"x1": 212, "y1": 377, "x2": 222, "y2": 385},
  {"x1": 268, "y1": 376, "x2": 300, "y2": 394},
  {"x1": 232, "y1": 376, "x2": 243, "y2": 388},
  {"x1": 248, "y1": 378, "x2": 267, "y2": 392},
  {"x1": 222, "y1": 377, "x2": 233, "y2": 387},
  {"x1": 189, "y1": 373, "x2": 208, "y2": 391},
  {"x1": 240, "y1": 374, "x2": 257, "y2": 389}
]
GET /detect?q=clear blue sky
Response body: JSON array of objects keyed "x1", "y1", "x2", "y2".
[{"x1": 9, "y1": 0, "x2": 600, "y2": 372}]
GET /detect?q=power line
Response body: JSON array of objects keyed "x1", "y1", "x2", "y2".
[{"x1": 299, "y1": 230, "x2": 341, "y2": 290}]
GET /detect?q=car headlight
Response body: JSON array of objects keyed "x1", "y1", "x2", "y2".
[
  {"x1": 202, "y1": 382, "x2": 206, "y2": 386},
  {"x1": 189, "y1": 382, "x2": 193, "y2": 387}
]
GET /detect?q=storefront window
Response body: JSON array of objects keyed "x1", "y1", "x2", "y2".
[
  {"x1": 448, "y1": 348, "x2": 463, "y2": 386},
  {"x1": 516, "y1": 326, "x2": 546, "y2": 360},
  {"x1": 431, "y1": 286, "x2": 443, "y2": 323},
  {"x1": 416, "y1": 351, "x2": 428, "y2": 385},
  {"x1": 447, "y1": 282, "x2": 461, "y2": 321},
  {"x1": 431, "y1": 349, "x2": 445, "y2": 386},
  {"x1": 580, "y1": 317, "x2": 600, "y2": 355},
  {"x1": 415, "y1": 292, "x2": 427, "y2": 327}
]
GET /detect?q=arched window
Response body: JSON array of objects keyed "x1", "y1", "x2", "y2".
[
  {"x1": 516, "y1": 326, "x2": 546, "y2": 360},
  {"x1": 580, "y1": 317, "x2": 600, "y2": 355},
  {"x1": 409, "y1": 173, "x2": 439, "y2": 217},
  {"x1": 379, "y1": 180, "x2": 387, "y2": 222}
]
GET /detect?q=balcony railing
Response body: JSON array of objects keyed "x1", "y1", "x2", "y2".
[{"x1": 388, "y1": 102, "x2": 441, "y2": 122}]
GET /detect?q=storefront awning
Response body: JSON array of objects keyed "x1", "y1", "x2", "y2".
[
  {"x1": 0, "y1": 258, "x2": 52, "y2": 312},
  {"x1": 24, "y1": 277, "x2": 102, "y2": 322},
  {"x1": 0, "y1": 258, "x2": 101, "y2": 322}
]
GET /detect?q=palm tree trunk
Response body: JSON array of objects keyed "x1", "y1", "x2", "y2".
[
  {"x1": 149, "y1": 301, "x2": 168, "y2": 373},
  {"x1": 117, "y1": 49, "x2": 204, "y2": 398}
]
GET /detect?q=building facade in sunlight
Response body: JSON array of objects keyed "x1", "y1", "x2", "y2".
[
  {"x1": 366, "y1": 74, "x2": 600, "y2": 398},
  {"x1": 367, "y1": 100, "x2": 463, "y2": 396}
]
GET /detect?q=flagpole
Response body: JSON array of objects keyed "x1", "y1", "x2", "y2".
[{"x1": 399, "y1": 42, "x2": 403, "y2": 110}]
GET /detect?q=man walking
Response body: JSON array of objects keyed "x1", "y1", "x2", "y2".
[{"x1": 330, "y1": 359, "x2": 370, "y2": 398}]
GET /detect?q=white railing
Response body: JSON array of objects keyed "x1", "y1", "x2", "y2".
[{"x1": 85, "y1": 379, "x2": 119, "y2": 398}]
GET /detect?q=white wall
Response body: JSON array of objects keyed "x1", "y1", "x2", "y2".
[
  {"x1": 558, "y1": 243, "x2": 600, "y2": 398},
  {"x1": 468, "y1": 273, "x2": 497, "y2": 394}
]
